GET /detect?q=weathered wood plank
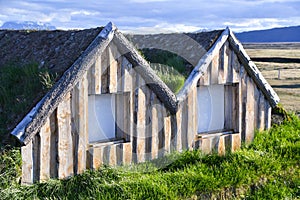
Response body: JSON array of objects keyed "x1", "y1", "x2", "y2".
[
  {"x1": 265, "y1": 101, "x2": 272, "y2": 130},
  {"x1": 210, "y1": 54, "x2": 219, "y2": 84},
  {"x1": 122, "y1": 57, "x2": 132, "y2": 92},
  {"x1": 101, "y1": 47, "x2": 109, "y2": 93},
  {"x1": 218, "y1": 42, "x2": 228, "y2": 84},
  {"x1": 151, "y1": 98, "x2": 159, "y2": 159},
  {"x1": 72, "y1": 73, "x2": 88, "y2": 174},
  {"x1": 57, "y1": 92, "x2": 73, "y2": 179},
  {"x1": 122, "y1": 142, "x2": 132, "y2": 165},
  {"x1": 136, "y1": 76, "x2": 146, "y2": 163},
  {"x1": 116, "y1": 94, "x2": 125, "y2": 139},
  {"x1": 240, "y1": 65, "x2": 247, "y2": 142},
  {"x1": 224, "y1": 85, "x2": 233, "y2": 130},
  {"x1": 218, "y1": 135, "x2": 226, "y2": 156},
  {"x1": 108, "y1": 43, "x2": 119, "y2": 93},
  {"x1": 32, "y1": 133, "x2": 41, "y2": 182},
  {"x1": 231, "y1": 49, "x2": 240, "y2": 83},
  {"x1": 257, "y1": 93, "x2": 266, "y2": 131},
  {"x1": 245, "y1": 76, "x2": 255, "y2": 143},
  {"x1": 145, "y1": 88, "x2": 153, "y2": 161},
  {"x1": 201, "y1": 138, "x2": 211, "y2": 154},
  {"x1": 158, "y1": 101, "x2": 165, "y2": 157},
  {"x1": 49, "y1": 110, "x2": 58, "y2": 178},
  {"x1": 39, "y1": 117, "x2": 51, "y2": 181},
  {"x1": 21, "y1": 141, "x2": 33, "y2": 184},
  {"x1": 187, "y1": 87, "x2": 196, "y2": 150},
  {"x1": 254, "y1": 85, "x2": 260, "y2": 130},
  {"x1": 181, "y1": 98, "x2": 188, "y2": 150},
  {"x1": 94, "y1": 57, "x2": 102, "y2": 94},
  {"x1": 109, "y1": 145, "x2": 117, "y2": 166},
  {"x1": 90, "y1": 146, "x2": 104, "y2": 169},
  {"x1": 164, "y1": 108, "x2": 171, "y2": 154},
  {"x1": 175, "y1": 107, "x2": 182, "y2": 152},
  {"x1": 203, "y1": 63, "x2": 211, "y2": 86},
  {"x1": 232, "y1": 84, "x2": 239, "y2": 132}
]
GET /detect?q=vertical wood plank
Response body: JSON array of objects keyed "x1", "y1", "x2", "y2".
[
  {"x1": 187, "y1": 87, "x2": 196, "y2": 150},
  {"x1": 108, "y1": 43, "x2": 119, "y2": 93},
  {"x1": 39, "y1": 117, "x2": 51, "y2": 181},
  {"x1": 240, "y1": 65, "x2": 247, "y2": 142},
  {"x1": 57, "y1": 92, "x2": 73, "y2": 179},
  {"x1": 123, "y1": 142, "x2": 132, "y2": 165},
  {"x1": 265, "y1": 101, "x2": 272, "y2": 130},
  {"x1": 151, "y1": 98, "x2": 159, "y2": 159},
  {"x1": 91, "y1": 146, "x2": 104, "y2": 169},
  {"x1": 79, "y1": 74, "x2": 88, "y2": 174},
  {"x1": 116, "y1": 94, "x2": 125, "y2": 139},
  {"x1": 109, "y1": 145, "x2": 117, "y2": 166},
  {"x1": 32, "y1": 133, "x2": 41, "y2": 183},
  {"x1": 158, "y1": 101, "x2": 165, "y2": 157},
  {"x1": 21, "y1": 141, "x2": 33, "y2": 184},
  {"x1": 210, "y1": 55, "x2": 219, "y2": 84},
  {"x1": 122, "y1": 57, "x2": 133, "y2": 92},
  {"x1": 232, "y1": 84, "x2": 239, "y2": 132},
  {"x1": 203, "y1": 63, "x2": 211, "y2": 86},
  {"x1": 101, "y1": 47, "x2": 109, "y2": 93},
  {"x1": 49, "y1": 110, "x2": 58, "y2": 178},
  {"x1": 218, "y1": 42, "x2": 229, "y2": 84},
  {"x1": 181, "y1": 98, "x2": 188, "y2": 150},
  {"x1": 175, "y1": 107, "x2": 182, "y2": 152},
  {"x1": 257, "y1": 93, "x2": 266, "y2": 131},
  {"x1": 245, "y1": 76, "x2": 255, "y2": 143},
  {"x1": 231, "y1": 50, "x2": 240, "y2": 83},
  {"x1": 145, "y1": 88, "x2": 153, "y2": 161},
  {"x1": 254, "y1": 85, "x2": 260, "y2": 130},
  {"x1": 94, "y1": 57, "x2": 101, "y2": 94},
  {"x1": 224, "y1": 85, "x2": 233, "y2": 130},
  {"x1": 164, "y1": 108, "x2": 171, "y2": 154}
]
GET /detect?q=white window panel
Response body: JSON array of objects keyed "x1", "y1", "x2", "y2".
[
  {"x1": 197, "y1": 85, "x2": 224, "y2": 133},
  {"x1": 88, "y1": 94, "x2": 116, "y2": 143}
]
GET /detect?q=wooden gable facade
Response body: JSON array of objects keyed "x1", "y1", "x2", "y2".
[{"x1": 10, "y1": 23, "x2": 279, "y2": 184}]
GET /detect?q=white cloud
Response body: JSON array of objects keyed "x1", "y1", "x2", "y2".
[
  {"x1": 70, "y1": 10, "x2": 100, "y2": 16},
  {"x1": 121, "y1": 22, "x2": 201, "y2": 34}
]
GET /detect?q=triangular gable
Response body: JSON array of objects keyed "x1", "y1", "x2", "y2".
[
  {"x1": 11, "y1": 22, "x2": 177, "y2": 145},
  {"x1": 177, "y1": 27, "x2": 280, "y2": 107}
]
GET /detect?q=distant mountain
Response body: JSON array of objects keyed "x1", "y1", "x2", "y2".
[
  {"x1": 236, "y1": 26, "x2": 300, "y2": 43},
  {"x1": 0, "y1": 21, "x2": 56, "y2": 30}
]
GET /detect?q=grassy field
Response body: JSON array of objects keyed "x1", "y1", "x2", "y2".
[
  {"x1": 244, "y1": 43, "x2": 300, "y2": 114},
  {"x1": 1, "y1": 114, "x2": 299, "y2": 199}
]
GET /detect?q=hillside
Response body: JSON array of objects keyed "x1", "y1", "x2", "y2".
[{"x1": 236, "y1": 26, "x2": 300, "y2": 43}]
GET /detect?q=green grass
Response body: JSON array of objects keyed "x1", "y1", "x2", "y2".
[
  {"x1": 1, "y1": 114, "x2": 299, "y2": 199},
  {"x1": 0, "y1": 63, "x2": 56, "y2": 146},
  {"x1": 151, "y1": 63, "x2": 185, "y2": 93}
]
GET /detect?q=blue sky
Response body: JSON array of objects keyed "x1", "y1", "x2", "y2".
[{"x1": 0, "y1": 0, "x2": 299, "y2": 33}]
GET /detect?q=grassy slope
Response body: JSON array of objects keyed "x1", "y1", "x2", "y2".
[{"x1": 1, "y1": 114, "x2": 299, "y2": 199}]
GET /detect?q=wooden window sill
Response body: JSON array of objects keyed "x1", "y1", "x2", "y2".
[{"x1": 89, "y1": 138, "x2": 126, "y2": 148}]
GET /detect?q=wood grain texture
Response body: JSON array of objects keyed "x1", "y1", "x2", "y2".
[
  {"x1": 39, "y1": 118, "x2": 51, "y2": 181},
  {"x1": 245, "y1": 77, "x2": 255, "y2": 143},
  {"x1": 57, "y1": 93, "x2": 73, "y2": 179},
  {"x1": 21, "y1": 141, "x2": 33, "y2": 184}
]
